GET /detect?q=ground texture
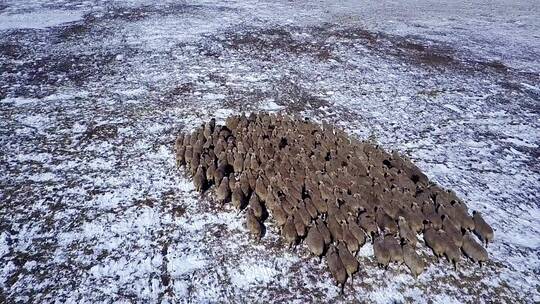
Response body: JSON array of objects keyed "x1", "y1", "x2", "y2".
[{"x1": 0, "y1": 0, "x2": 539, "y2": 303}]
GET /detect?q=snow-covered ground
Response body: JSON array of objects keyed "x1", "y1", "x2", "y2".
[{"x1": 0, "y1": 0, "x2": 539, "y2": 303}]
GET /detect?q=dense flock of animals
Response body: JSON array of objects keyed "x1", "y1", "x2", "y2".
[{"x1": 174, "y1": 113, "x2": 494, "y2": 293}]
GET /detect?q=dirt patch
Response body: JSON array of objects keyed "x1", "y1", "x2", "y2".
[
  {"x1": 1, "y1": 51, "x2": 116, "y2": 98},
  {"x1": 418, "y1": 52, "x2": 455, "y2": 66},
  {"x1": 84, "y1": 123, "x2": 118, "y2": 140},
  {"x1": 479, "y1": 60, "x2": 508, "y2": 71},
  {"x1": 222, "y1": 27, "x2": 335, "y2": 61},
  {"x1": 0, "y1": 42, "x2": 27, "y2": 59},
  {"x1": 329, "y1": 27, "x2": 379, "y2": 45},
  {"x1": 398, "y1": 40, "x2": 426, "y2": 52},
  {"x1": 57, "y1": 23, "x2": 90, "y2": 40},
  {"x1": 167, "y1": 83, "x2": 195, "y2": 97},
  {"x1": 98, "y1": 3, "x2": 233, "y2": 22}
]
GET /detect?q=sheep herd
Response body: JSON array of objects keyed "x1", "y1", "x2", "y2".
[{"x1": 174, "y1": 113, "x2": 494, "y2": 293}]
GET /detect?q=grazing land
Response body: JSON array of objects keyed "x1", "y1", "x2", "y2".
[{"x1": 0, "y1": 0, "x2": 539, "y2": 303}]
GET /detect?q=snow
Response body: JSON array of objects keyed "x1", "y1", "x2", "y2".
[
  {"x1": 168, "y1": 253, "x2": 207, "y2": 277},
  {"x1": 0, "y1": 97, "x2": 39, "y2": 106},
  {"x1": 0, "y1": 0, "x2": 538, "y2": 303},
  {"x1": 0, "y1": 233, "x2": 9, "y2": 258},
  {"x1": 0, "y1": 10, "x2": 85, "y2": 30},
  {"x1": 260, "y1": 99, "x2": 285, "y2": 111},
  {"x1": 230, "y1": 261, "x2": 280, "y2": 289}
]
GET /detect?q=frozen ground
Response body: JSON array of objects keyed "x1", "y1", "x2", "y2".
[{"x1": 0, "y1": 0, "x2": 539, "y2": 303}]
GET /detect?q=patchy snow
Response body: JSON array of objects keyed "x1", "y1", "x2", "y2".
[{"x1": 0, "y1": 0, "x2": 538, "y2": 303}]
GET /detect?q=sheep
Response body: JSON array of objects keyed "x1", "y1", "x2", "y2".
[
  {"x1": 384, "y1": 235, "x2": 403, "y2": 264},
  {"x1": 281, "y1": 198, "x2": 295, "y2": 216},
  {"x1": 437, "y1": 203, "x2": 457, "y2": 221},
  {"x1": 232, "y1": 150, "x2": 244, "y2": 173},
  {"x1": 293, "y1": 211, "x2": 307, "y2": 238},
  {"x1": 255, "y1": 176, "x2": 269, "y2": 203},
  {"x1": 453, "y1": 202, "x2": 475, "y2": 231},
  {"x1": 246, "y1": 169, "x2": 257, "y2": 190},
  {"x1": 342, "y1": 225, "x2": 360, "y2": 255},
  {"x1": 328, "y1": 201, "x2": 346, "y2": 224},
  {"x1": 398, "y1": 216, "x2": 417, "y2": 247},
  {"x1": 282, "y1": 216, "x2": 298, "y2": 250},
  {"x1": 472, "y1": 211, "x2": 494, "y2": 247},
  {"x1": 306, "y1": 225, "x2": 325, "y2": 263},
  {"x1": 193, "y1": 139, "x2": 204, "y2": 160},
  {"x1": 303, "y1": 198, "x2": 318, "y2": 219},
  {"x1": 213, "y1": 164, "x2": 226, "y2": 186},
  {"x1": 296, "y1": 202, "x2": 312, "y2": 227},
  {"x1": 376, "y1": 207, "x2": 398, "y2": 235},
  {"x1": 462, "y1": 233, "x2": 489, "y2": 267},
  {"x1": 193, "y1": 165, "x2": 206, "y2": 193},
  {"x1": 225, "y1": 115, "x2": 240, "y2": 130},
  {"x1": 316, "y1": 218, "x2": 332, "y2": 246},
  {"x1": 326, "y1": 245, "x2": 347, "y2": 295},
  {"x1": 231, "y1": 183, "x2": 246, "y2": 212},
  {"x1": 423, "y1": 226, "x2": 445, "y2": 261},
  {"x1": 184, "y1": 145, "x2": 193, "y2": 167},
  {"x1": 359, "y1": 213, "x2": 378, "y2": 242},
  {"x1": 402, "y1": 242, "x2": 425, "y2": 278},
  {"x1": 270, "y1": 204, "x2": 287, "y2": 227},
  {"x1": 337, "y1": 241, "x2": 359, "y2": 287},
  {"x1": 216, "y1": 177, "x2": 230, "y2": 204},
  {"x1": 217, "y1": 151, "x2": 228, "y2": 168},
  {"x1": 249, "y1": 153, "x2": 259, "y2": 171},
  {"x1": 327, "y1": 215, "x2": 343, "y2": 243},
  {"x1": 176, "y1": 114, "x2": 494, "y2": 287},
  {"x1": 175, "y1": 138, "x2": 186, "y2": 167},
  {"x1": 346, "y1": 216, "x2": 366, "y2": 248},
  {"x1": 205, "y1": 162, "x2": 216, "y2": 183},
  {"x1": 248, "y1": 193, "x2": 263, "y2": 220},
  {"x1": 425, "y1": 211, "x2": 443, "y2": 230},
  {"x1": 439, "y1": 230, "x2": 461, "y2": 269},
  {"x1": 246, "y1": 209, "x2": 262, "y2": 241},
  {"x1": 442, "y1": 215, "x2": 463, "y2": 248},
  {"x1": 408, "y1": 202, "x2": 425, "y2": 233},
  {"x1": 228, "y1": 172, "x2": 237, "y2": 191},
  {"x1": 239, "y1": 171, "x2": 251, "y2": 197},
  {"x1": 310, "y1": 190, "x2": 328, "y2": 214},
  {"x1": 373, "y1": 235, "x2": 391, "y2": 269},
  {"x1": 175, "y1": 133, "x2": 185, "y2": 150}
]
